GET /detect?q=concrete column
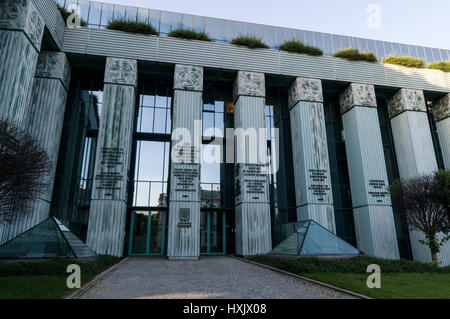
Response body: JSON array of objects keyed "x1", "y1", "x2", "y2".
[
  {"x1": 0, "y1": 0, "x2": 45, "y2": 128},
  {"x1": 388, "y1": 89, "x2": 450, "y2": 265},
  {"x1": 0, "y1": 52, "x2": 71, "y2": 244},
  {"x1": 288, "y1": 77, "x2": 335, "y2": 232},
  {"x1": 432, "y1": 94, "x2": 450, "y2": 169},
  {"x1": 86, "y1": 58, "x2": 137, "y2": 257},
  {"x1": 167, "y1": 65, "x2": 203, "y2": 260},
  {"x1": 339, "y1": 83, "x2": 399, "y2": 259},
  {"x1": 234, "y1": 71, "x2": 272, "y2": 256}
]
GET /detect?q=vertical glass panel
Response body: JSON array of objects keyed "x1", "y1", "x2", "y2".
[
  {"x1": 88, "y1": 1, "x2": 102, "y2": 26},
  {"x1": 416, "y1": 46, "x2": 426, "y2": 60},
  {"x1": 275, "y1": 27, "x2": 285, "y2": 47},
  {"x1": 125, "y1": 6, "x2": 137, "y2": 21},
  {"x1": 443, "y1": 50, "x2": 450, "y2": 61},
  {"x1": 340, "y1": 36, "x2": 350, "y2": 49},
  {"x1": 153, "y1": 108, "x2": 167, "y2": 133},
  {"x1": 165, "y1": 108, "x2": 171, "y2": 134},
  {"x1": 392, "y1": 42, "x2": 401, "y2": 56},
  {"x1": 149, "y1": 182, "x2": 164, "y2": 206},
  {"x1": 149, "y1": 211, "x2": 164, "y2": 253},
  {"x1": 194, "y1": 15, "x2": 204, "y2": 32},
  {"x1": 256, "y1": 24, "x2": 266, "y2": 43},
  {"x1": 432, "y1": 48, "x2": 442, "y2": 61},
  {"x1": 135, "y1": 141, "x2": 166, "y2": 181},
  {"x1": 424, "y1": 47, "x2": 434, "y2": 63},
  {"x1": 203, "y1": 112, "x2": 215, "y2": 137},
  {"x1": 408, "y1": 45, "x2": 418, "y2": 58},
  {"x1": 224, "y1": 20, "x2": 235, "y2": 41},
  {"x1": 142, "y1": 94, "x2": 155, "y2": 107},
  {"x1": 215, "y1": 18, "x2": 225, "y2": 41},
  {"x1": 131, "y1": 212, "x2": 148, "y2": 254},
  {"x1": 100, "y1": 3, "x2": 113, "y2": 26},
  {"x1": 304, "y1": 30, "x2": 314, "y2": 46},
  {"x1": 201, "y1": 144, "x2": 221, "y2": 184},
  {"x1": 357, "y1": 38, "x2": 368, "y2": 52},
  {"x1": 266, "y1": 26, "x2": 276, "y2": 48},
  {"x1": 313, "y1": 32, "x2": 324, "y2": 51},
  {"x1": 332, "y1": 34, "x2": 342, "y2": 51},
  {"x1": 65, "y1": 0, "x2": 78, "y2": 11},
  {"x1": 204, "y1": 17, "x2": 215, "y2": 40},
  {"x1": 215, "y1": 112, "x2": 224, "y2": 137},
  {"x1": 209, "y1": 212, "x2": 224, "y2": 253},
  {"x1": 295, "y1": 30, "x2": 305, "y2": 43},
  {"x1": 137, "y1": 8, "x2": 149, "y2": 23},
  {"x1": 400, "y1": 44, "x2": 409, "y2": 56},
  {"x1": 149, "y1": 9, "x2": 160, "y2": 32},
  {"x1": 182, "y1": 14, "x2": 194, "y2": 30},
  {"x1": 323, "y1": 33, "x2": 333, "y2": 56},
  {"x1": 138, "y1": 107, "x2": 154, "y2": 133},
  {"x1": 235, "y1": 21, "x2": 246, "y2": 36},
  {"x1": 384, "y1": 42, "x2": 393, "y2": 56},
  {"x1": 171, "y1": 12, "x2": 182, "y2": 30},
  {"x1": 245, "y1": 22, "x2": 256, "y2": 37},
  {"x1": 160, "y1": 11, "x2": 171, "y2": 34},
  {"x1": 200, "y1": 212, "x2": 208, "y2": 253},
  {"x1": 348, "y1": 37, "x2": 358, "y2": 49},
  {"x1": 367, "y1": 39, "x2": 377, "y2": 56},
  {"x1": 375, "y1": 40, "x2": 385, "y2": 59},
  {"x1": 113, "y1": 4, "x2": 126, "y2": 19}
]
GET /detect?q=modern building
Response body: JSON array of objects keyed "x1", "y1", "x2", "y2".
[{"x1": 0, "y1": 0, "x2": 450, "y2": 264}]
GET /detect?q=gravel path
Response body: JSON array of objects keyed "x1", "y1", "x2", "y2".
[{"x1": 76, "y1": 256, "x2": 355, "y2": 299}]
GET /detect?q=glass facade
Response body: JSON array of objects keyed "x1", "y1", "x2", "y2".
[{"x1": 54, "y1": 0, "x2": 450, "y2": 62}]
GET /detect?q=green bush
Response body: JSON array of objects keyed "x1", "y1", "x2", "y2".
[
  {"x1": 333, "y1": 48, "x2": 378, "y2": 63},
  {"x1": 230, "y1": 36, "x2": 269, "y2": 49},
  {"x1": 107, "y1": 18, "x2": 159, "y2": 36},
  {"x1": 0, "y1": 255, "x2": 120, "y2": 277},
  {"x1": 279, "y1": 39, "x2": 323, "y2": 56},
  {"x1": 251, "y1": 255, "x2": 450, "y2": 274},
  {"x1": 382, "y1": 55, "x2": 425, "y2": 68},
  {"x1": 426, "y1": 61, "x2": 450, "y2": 72},
  {"x1": 56, "y1": 4, "x2": 87, "y2": 27},
  {"x1": 168, "y1": 28, "x2": 212, "y2": 41}
]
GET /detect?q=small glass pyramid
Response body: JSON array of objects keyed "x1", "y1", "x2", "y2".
[
  {"x1": 270, "y1": 219, "x2": 360, "y2": 256},
  {"x1": 0, "y1": 217, "x2": 96, "y2": 259}
]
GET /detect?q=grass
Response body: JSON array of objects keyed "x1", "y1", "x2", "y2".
[
  {"x1": 426, "y1": 61, "x2": 450, "y2": 72},
  {"x1": 383, "y1": 55, "x2": 425, "y2": 68},
  {"x1": 334, "y1": 48, "x2": 378, "y2": 63},
  {"x1": 250, "y1": 255, "x2": 450, "y2": 299},
  {"x1": 107, "y1": 18, "x2": 159, "y2": 36},
  {"x1": 168, "y1": 28, "x2": 212, "y2": 41},
  {"x1": 230, "y1": 36, "x2": 269, "y2": 49},
  {"x1": 56, "y1": 4, "x2": 87, "y2": 27},
  {"x1": 0, "y1": 255, "x2": 120, "y2": 299},
  {"x1": 279, "y1": 39, "x2": 323, "y2": 56}
]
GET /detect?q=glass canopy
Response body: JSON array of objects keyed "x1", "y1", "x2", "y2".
[
  {"x1": 0, "y1": 217, "x2": 96, "y2": 259},
  {"x1": 270, "y1": 219, "x2": 360, "y2": 256}
]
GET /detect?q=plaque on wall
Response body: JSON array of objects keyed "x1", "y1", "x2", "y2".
[{"x1": 178, "y1": 208, "x2": 192, "y2": 228}]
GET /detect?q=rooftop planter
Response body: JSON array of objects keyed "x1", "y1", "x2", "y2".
[
  {"x1": 334, "y1": 48, "x2": 378, "y2": 63},
  {"x1": 57, "y1": 4, "x2": 87, "y2": 27},
  {"x1": 279, "y1": 39, "x2": 323, "y2": 56},
  {"x1": 230, "y1": 36, "x2": 269, "y2": 49},
  {"x1": 426, "y1": 61, "x2": 450, "y2": 72},
  {"x1": 167, "y1": 28, "x2": 212, "y2": 42},
  {"x1": 106, "y1": 18, "x2": 159, "y2": 36},
  {"x1": 382, "y1": 55, "x2": 425, "y2": 68}
]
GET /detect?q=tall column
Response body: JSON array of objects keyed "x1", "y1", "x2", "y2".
[
  {"x1": 339, "y1": 83, "x2": 399, "y2": 259},
  {"x1": 0, "y1": 0, "x2": 44, "y2": 128},
  {"x1": 288, "y1": 77, "x2": 335, "y2": 232},
  {"x1": 432, "y1": 94, "x2": 450, "y2": 169},
  {"x1": 388, "y1": 89, "x2": 450, "y2": 265},
  {"x1": 234, "y1": 71, "x2": 272, "y2": 256},
  {"x1": 167, "y1": 65, "x2": 203, "y2": 260},
  {"x1": 86, "y1": 58, "x2": 137, "y2": 257},
  {"x1": 1, "y1": 52, "x2": 71, "y2": 244}
]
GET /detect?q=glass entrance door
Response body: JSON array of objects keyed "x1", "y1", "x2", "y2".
[
  {"x1": 200, "y1": 211, "x2": 226, "y2": 255},
  {"x1": 128, "y1": 211, "x2": 166, "y2": 255}
]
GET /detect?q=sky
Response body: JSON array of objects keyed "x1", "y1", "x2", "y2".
[{"x1": 92, "y1": 0, "x2": 450, "y2": 50}]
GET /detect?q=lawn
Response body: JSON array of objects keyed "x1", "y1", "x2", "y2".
[
  {"x1": 251, "y1": 255, "x2": 450, "y2": 299},
  {"x1": 0, "y1": 255, "x2": 120, "y2": 299}
]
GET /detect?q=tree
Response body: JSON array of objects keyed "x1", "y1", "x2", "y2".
[
  {"x1": 390, "y1": 172, "x2": 450, "y2": 266},
  {"x1": 0, "y1": 120, "x2": 50, "y2": 224}
]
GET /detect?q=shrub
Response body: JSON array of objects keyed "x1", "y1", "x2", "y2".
[
  {"x1": 167, "y1": 28, "x2": 212, "y2": 42},
  {"x1": 426, "y1": 61, "x2": 450, "y2": 72},
  {"x1": 230, "y1": 36, "x2": 269, "y2": 49},
  {"x1": 333, "y1": 48, "x2": 378, "y2": 63},
  {"x1": 279, "y1": 39, "x2": 323, "y2": 56},
  {"x1": 0, "y1": 255, "x2": 120, "y2": 277},
  {"x1": 56, "y1": 4, "x2": 87, "y2": 27},
  {"x1": 107, "y1": 18, "x2": 159, "y2": 36},
  {"x1": 382, "y1": 55, "x2": 425, "y2": 68},
  {"x1": 251, "y1": 255, "x2": 450, "y2": 274}
]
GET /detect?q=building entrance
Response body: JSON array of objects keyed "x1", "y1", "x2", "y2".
[
  {"x1": 200, "y1": 211, "x2": 226, "y2": 255},
  {"x1": 128, "y1": 211, "x2": 166, "y2": 256}
]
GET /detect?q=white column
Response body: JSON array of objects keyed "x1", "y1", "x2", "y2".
[
  {"x1": 1, "y1": 52, "x2": 71, "y2": 244},
  {"x1": 288, "y1": 77, "x2": 335, "y2": 232},
  {"x1": 388, "y1": 89, "x2": 450, "y2": 265},
  {"x1": 432, "y1": 94, "x2": 450, "y2": 169},
  {"x1": 340, "y1": 83, "x2": 399, "y2": 259},
  {"x1": 167, "y1": 65, "x2": 203, "y2": 260},
  {"x1": 234, "y1": 71, "x2": 272, "y2": 256},
  {"x1": 86, "y1": 58, "x2": 137, "y2": 257},
  {"x1": 0, "y1": 0, "x2": 44, "y2": 128}
]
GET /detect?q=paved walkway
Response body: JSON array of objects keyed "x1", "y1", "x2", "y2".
[{"x1": 76, "y1": 256, "x2": 355, "y2": 299}]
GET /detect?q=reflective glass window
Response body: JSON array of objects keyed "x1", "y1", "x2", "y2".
[
  {"x1": 236, "y1": 21, "x2": 246, "y2": 37},
  {"x1": 285, "y1": 28, "x2": 296, "y2": 42},
  {"x1": 224, "y1": 20, "x2": 235, "y2": 41},
  {"x1": 313, "y1": 32, "x2": 324, "y2": 51},
  {"x1": 357, "y1": 38, "x2": 367, "y2": 52},
  {"x1": 367, "y1": 39, "x2": 377, "y2": 56},
  {"x1": 400, "y1": 44, "x2": 409, "y2": 56},
  {"x1": 215, "y1": 19, "x2": 225, "y2": 41},
  {"x1": 266, "y1": 26, "x2": 276, "y2": 48},
  {"x1": 137, "y1": 8, "x2": 149, "y2": 23},
  {"x1": 171, "y1": 12, "x2": 182, "y2": 30},
  {"x1": 408, "y1": 46, "x2": 418, "y2": 58},
  {"x1": 323, "y1": 33, "x2": 333, "y2": 56},
  {"x1": 149, "y1": 10, "x2": 160, "y2": 33},
  {"x1": 125, "y1": 6, "x2": 138, "y2": 21},
  {"x1": 193, "y1": 15, "x2": 204, "y2": 32},
  {"x1": 416, "y1": 46, "x2": 426, "y2": 60},
  {"x1": 340, "y1": 36, "x2": 350, "y2": 49},
  {"x1": 160, "y1": 11, "x2": 171, "y2": 34},
  {"x1": 375, "y1": 40, "x2": 385, "y2": 59},
  {"x1": 88, "y1": 1, "x2": 102, "y2": 26},
  {"x1": 275, "y1": 27, "x2": 285, "y2": 47},
  {"x1": 204, "y1": 17, "x2": 215, "y2": 40},
  {"x1": 295, "y1": 30, "x2": 305, "y2": 43},
  {"x1": 304, "y1": 30, "x2": 314, "y2": 46},
  {"x1": 182, "y1": 14, "x2": 194, "y2": 30},
  {"x1": 384, "y1": 42, "x2": 393, "y2": 56},
  {"x1": 332, "y1": 34, "x2": 342, "y2": 51},
  {"x1": 432, "y1": 48, "x2": 442, "y2": 61},
  {"x1": 424, "y1": 47, "x2": 434, "y2": 62},
  {"x1": 100, "y1": 3, "x2": 113, "y2": 26},
  {"x1": 113, "y1": 4, "x2": 126, "y2": 19},
  {"x1": 245, "y1": 22, "x2": 256, "y2": 37}
]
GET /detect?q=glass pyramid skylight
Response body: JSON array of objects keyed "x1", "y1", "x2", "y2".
[
  {"x1": 270, "y1": 220, "x2": 360, "y2": 256},
  {"x1": 0, "y1": 217, "x2": 96, "y2": 259}
]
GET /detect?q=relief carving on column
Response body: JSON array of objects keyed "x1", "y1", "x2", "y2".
[
  {"x1": 387, "y1": 89, "x2": 426, "y2": 119},
  {"x1": 0, "y1": 0, "x2": 44, "y2": 50},
  {"x1": 432, "y1": 94, "x2": 450, "y2": 122},
  {"x1": 288, "y1": 77, "x2": 323, "y2": 109},
  {"x1": 173, "y1": 64, "x2": 203, "y2": 91},
  {"x1": 36, "y1": 51, "x2": 71, "y2": 91},
  {"x1": 233, "y1": 71, "x2": 265, "y2": 99},
  {"x1": 104, "y1": 57, "x2": 138, "y2": 86},
  {"x1": 339, "y1": 83, "x2": 377, "y2": 114}
]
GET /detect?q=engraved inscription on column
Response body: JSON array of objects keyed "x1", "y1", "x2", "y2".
[
  {"x1": 235, "y1": 163, "x2": 268, "y2": 203},
  {"x1": 368, "y1": 180, "x2": 389, "y2": 203},
  {"x1": 95, "y1": 147, "x2": 124, "y2": 196},
  {"x1": 308, "y1": 169, "x2": 331, "y2": 202}
]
